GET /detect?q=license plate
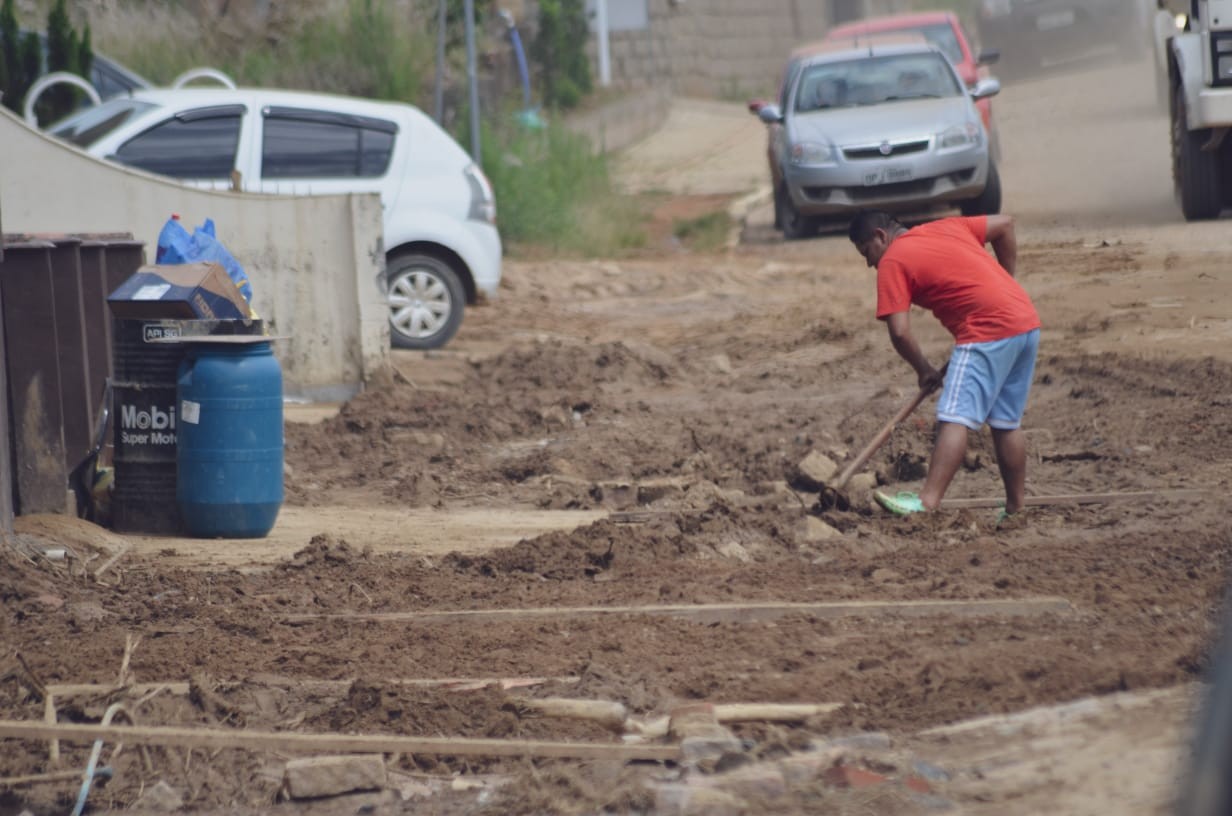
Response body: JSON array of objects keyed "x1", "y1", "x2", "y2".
[
  {"x1": 864, "y1": 166, "x2": 914, "y2": 186},
  {"x1": 1036, "y1": 10, "x2": 1075, "y2": 30}
]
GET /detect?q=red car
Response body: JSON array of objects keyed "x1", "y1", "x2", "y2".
[{"x1": 825, "y1": 12, "x2": 1001, "y2": 152}]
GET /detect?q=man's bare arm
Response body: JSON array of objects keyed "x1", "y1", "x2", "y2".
[
  {"x1": 885, "y1": 312, "x2": 941, "y2": 390},
  {"x1": 983, "y1": 214, "x2": 1017, "y2": 277}
]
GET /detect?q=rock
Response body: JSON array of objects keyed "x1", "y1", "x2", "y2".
[
  {"x1": 283, "y1": 754, "x2": 387, "y2": 800},
  {"x1": 710, "y1": 353, "x2": 733, "y2": 374},
  {"x1": 847, "y1": 472, "x2": 878, "y2": 493},
  {"x1": 795, "y1": 451, "x2": 838, "y2": 488},
  {"x1": 703, "y1": 764, "x2": 788, "y2": 800},
  {"x1": 801, "y1": 516, "x2": 842, "y2": 542},
  {"x1": 670, "y1": 704, "x2": 744, "y2": 761},
  {"x1": 654, "y1": 783, "x2": 746, "y2": 816},
  {"x1": 714, "y1": 540, "x2": 753, "y2": 562},
  {"x1": 131, "y1": 780, "x2": 184, "y2": 811}
]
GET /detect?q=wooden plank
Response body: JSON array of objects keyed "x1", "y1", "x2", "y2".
[
  {"x1": 940, "y1": 489, "x2": 1207, "y2": 510},
  {"x1": 0, "y1": 720, "x2": 680, "y2": 762},
  {"x1": 282, "y1": 597, "x2": 1073, "y2": 626}
]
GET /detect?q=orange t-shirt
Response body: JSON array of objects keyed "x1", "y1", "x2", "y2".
[{"x1": 876, "y1": 216, "x2": 1040, "y2": 345}]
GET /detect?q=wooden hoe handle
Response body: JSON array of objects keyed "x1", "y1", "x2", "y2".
[{"x1": 832, "y1": 363, "x2": 948, "y2": 491}]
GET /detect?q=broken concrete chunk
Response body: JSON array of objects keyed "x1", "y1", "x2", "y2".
[
  {"x1": 801, "y1": 516, "x2": 842, "y2": 542},
  {"x1": 131, "y1": 780, "x2": 184, "y2": 811},
  {"x1": 796, "y1": 451, "x2": 838, "y2": 488},
  {"x1": 283, "y1": 754, "x2": 387, "y2": 800},
  {"x1": 847, "y1": 472, "x2": 878, "y2": 493},
  {"x1": 654, "y1": 783, "x2": 746, "y2": 816},
  {"x1": 670, "y1": 704, "x2": 744, "y2": 761},
  {"x1": 714, "y1": 540, "x2": 753, "y2": 562}
]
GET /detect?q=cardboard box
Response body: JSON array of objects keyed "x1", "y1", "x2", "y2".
[{"x1": 108, "y1": 262, "x2": 251, "y2": 320}]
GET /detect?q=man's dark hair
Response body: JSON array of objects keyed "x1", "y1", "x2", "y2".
[{"x1": 848, "y1": 210, "x2": 903, "y2": 244}]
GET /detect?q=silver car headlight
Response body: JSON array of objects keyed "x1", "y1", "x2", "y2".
[
  {"x1": 981, "y1": 0, "x2": 1012, "y2": 18},
  {"x1": 937, "y1": 123, "x2": 982, "y2": 150},
  {"x1": 790, "y1": 141, "x2": 834, "y2": 166}
]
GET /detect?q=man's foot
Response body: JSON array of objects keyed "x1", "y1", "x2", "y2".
[
  {"x1": 874, "y1": 490, "x2": 926, "y2": 516},
  {"x1": 996, "y1": 508, "x2": 1028, "y2": 529}
]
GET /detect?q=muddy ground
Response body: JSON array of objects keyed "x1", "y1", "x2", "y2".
[{"x1": 3, "y1": 53, "x2": 1231, "y2": 816}]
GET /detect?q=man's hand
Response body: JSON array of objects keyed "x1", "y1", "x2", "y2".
[{"x1": 918, "y1": 365, "x2": 944, "y2": 393}]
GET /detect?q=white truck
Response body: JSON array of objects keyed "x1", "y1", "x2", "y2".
[{"x1": 1152, "y1": 0, "x2": 1232, "y2": 219}]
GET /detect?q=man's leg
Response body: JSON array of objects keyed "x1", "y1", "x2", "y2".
[
  {"x1": 991, "y1": 427, "x2": 1027, "y2": 514},
  {"x1": 919, "y1": 421, "x2": 968, "y2": 510}
]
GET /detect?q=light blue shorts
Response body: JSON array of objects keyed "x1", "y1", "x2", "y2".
[{"x1": 937, "y1": 329, "x2": 1040, "y2": 431}]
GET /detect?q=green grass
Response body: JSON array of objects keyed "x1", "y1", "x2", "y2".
[
  {"x1": 671, "y1": 211, "x2": 733, "y2": 253},
  {"x1": 480, "y1": 114, "x2": 646, "y2": 255}
]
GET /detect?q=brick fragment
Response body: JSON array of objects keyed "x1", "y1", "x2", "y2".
[{"x1": 822, "y1": 764, "x2": 890, "y2": 790}]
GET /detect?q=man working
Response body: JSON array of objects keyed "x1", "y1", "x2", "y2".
[{"x1": 847, "y1": 210, "x2": 1040, "y2": 518}]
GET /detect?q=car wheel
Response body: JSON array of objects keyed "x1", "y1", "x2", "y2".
[
  {"x1": 386, "y1": 252, "x2": 466, "y2": 350},
  {"x1": 960, "y1": 162, "x2": 1002, "y2": 216},
  {"x1": 1173, "y1": 87, "x2": 1224, "y2": 221},
  {"x1": 778, "y1": 183, "x2": 818, "y2": 240}
]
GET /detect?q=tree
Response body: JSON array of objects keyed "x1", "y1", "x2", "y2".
[
  {"x1": 0, "y1": 0, "x2": 93, "y2": 121},
  {"x1": 37, "y1": 0, "x2": 92, "y2": 123},
  {"x1": 531, "y1": 0, "x2": 591, "y2": 111}
]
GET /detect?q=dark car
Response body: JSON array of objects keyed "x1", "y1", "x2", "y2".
[{"x1": 976, "y1": 0, "x2": 1142, "y2": 76}]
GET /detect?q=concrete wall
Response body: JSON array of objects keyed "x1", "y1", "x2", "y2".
[
  {"x1": 0, "y1": 107, "x2": 387, "y2": 402},
  {"x1": 583, "y1": 0, "x2": 908, "y2": 98}
]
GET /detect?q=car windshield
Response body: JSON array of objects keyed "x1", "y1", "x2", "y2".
[
  {"x1": 908, "y1": 23, "x2": 963, "y2": 65},
  {"x1": 49, "y1": 98, "x2": 157, "y2": 147},
  {"x1": 793, "y1": 52, "x2": 961, "y2": 112}
]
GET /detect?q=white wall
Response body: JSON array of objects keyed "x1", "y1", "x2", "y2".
[{"x1": 0, "y1": 106, "x2": 387, "y2": 402}]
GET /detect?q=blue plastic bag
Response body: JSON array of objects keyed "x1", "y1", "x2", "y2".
[{"x1": 155, "y1": 216, "x2": 254, "y2": 304}]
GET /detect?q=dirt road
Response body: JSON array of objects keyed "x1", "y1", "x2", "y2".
[{"x1": 4, "y1": 54, "x2": 1231, "y2": 815}]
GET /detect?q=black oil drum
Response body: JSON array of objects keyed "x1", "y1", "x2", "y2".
[{"x1": 110, "y1": 318, "x2": 262, "y2": 534}]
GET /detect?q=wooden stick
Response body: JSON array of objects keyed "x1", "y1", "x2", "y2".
[
  {"x1": 282, "y1": 597, "x2": 1073, "y2": 626},
  {"x1": 940, "y1": 489, "x2": 1207, "y2": 510},
  {"x1": 0, "y1": 720, "x2": 680, "y2": 761},
  {"x1": 93, "y1": 539, "x2": 130, "y2": 581},
  {"x1": 43, "y1": 694, "x2": 58, "y2": 766},
  {"x1": 0, "y1": 768, "x2": 110, "y2": 787},
  {"x1": 713, "y1": 703, "x2": 844, "y2": 722},
  {"x1": 833, "y1": 370, "x2": 945, "y2": 491},
  {"x1": 14, "y1": 653, "x2": 46, "y2": 702},
  {"x1": 517, "y1": 699, "x2": 628, "y2": 731},
  {"x1": 117, "y1": 634, "x2": 141, "y2": 687},
  {"x1": 45, "y1": 676, "x2": 579, "y2": 699}
]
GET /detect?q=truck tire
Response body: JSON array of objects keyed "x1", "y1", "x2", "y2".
[{"x1": 1173, "y1": 88, "x2": 1225, "y2": 221}]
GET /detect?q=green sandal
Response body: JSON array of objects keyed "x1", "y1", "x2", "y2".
[{"x1": 874, "y1": 490, "x2": 926, "y2": 516}]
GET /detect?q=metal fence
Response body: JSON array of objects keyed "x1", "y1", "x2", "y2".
[{"x1": 0, "y1": 233, "x2": 144, "y2": 519}]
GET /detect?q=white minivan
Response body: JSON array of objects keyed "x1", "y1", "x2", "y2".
[{"x1": 49, "y1": 87, "x2": 502, "y2": 350}]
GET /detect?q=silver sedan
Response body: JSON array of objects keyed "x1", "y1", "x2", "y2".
[{"x1": 757, "y1": 42, "x2": 1002, "y2": 239}]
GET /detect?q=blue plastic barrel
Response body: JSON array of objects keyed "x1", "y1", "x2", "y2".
[{"x1": 175, "y1": 340, "x2": 283, "y2": 538}]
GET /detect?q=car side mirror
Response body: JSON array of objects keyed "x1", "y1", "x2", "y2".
[
  {"x1": 971, "y1": 77, "x2": 1001, "y2": 100},
  {"x1": 757, "y1": 104, "x2": 783, "y2": 124},
  {"x1": 977, "y1": 48, "x2": 1001, "y2": 66}
]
